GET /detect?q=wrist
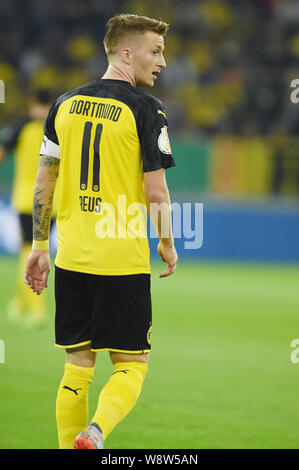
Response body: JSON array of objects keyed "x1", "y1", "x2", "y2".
[
  {"x1": 32, "y1": 239, "x2": 49, "y2": 251},
  {"x1": 160, "y1": 239, "x2": 174, "y2": 248}
]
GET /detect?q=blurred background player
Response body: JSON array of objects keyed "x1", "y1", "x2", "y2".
[{"x1": 0, "y1": 88, "x2": 57, "y2": 327}]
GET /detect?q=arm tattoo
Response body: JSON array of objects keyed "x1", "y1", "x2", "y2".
[
  {"x1": 33, "y1": 156, "x2": 60, "y2": 241},
  {"x1": 39, "y1": 156, "x2": 60, "y2": 181}
]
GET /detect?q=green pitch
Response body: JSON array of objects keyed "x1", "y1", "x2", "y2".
[{"x1": 0, "y1": 256, "x2": 298, "y2": 449}]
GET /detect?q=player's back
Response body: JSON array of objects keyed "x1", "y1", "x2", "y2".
[{"x1": 42, "y1": 78, "x2": 175, "y2": 275}]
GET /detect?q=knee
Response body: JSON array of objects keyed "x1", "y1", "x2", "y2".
[
  {"x1": 66, "y1": 345, "x2": 97, "y2": 368},
  {"x1": 109, "y1": 351, "x2": 150, "y2": 365}
]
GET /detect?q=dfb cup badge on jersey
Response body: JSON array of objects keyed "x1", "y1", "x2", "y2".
[{"x1": 158, "y1": 126, "x2": 172, "y2": 155}]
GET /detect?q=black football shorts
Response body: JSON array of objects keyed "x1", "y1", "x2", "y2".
[{"x1": 54, "y1": 265, "x2": 152, "y2": 353}]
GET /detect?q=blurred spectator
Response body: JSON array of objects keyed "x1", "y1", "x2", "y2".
[{"x1": 0, "y1": 0, "x2": 298, "y2": 138}]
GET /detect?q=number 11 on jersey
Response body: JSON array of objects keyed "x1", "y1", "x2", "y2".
[{"x1": 80, "y1": 121, "x2": 103, "y2": 192}]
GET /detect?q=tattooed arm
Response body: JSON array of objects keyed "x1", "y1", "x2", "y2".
[
  {"x1": 24, "y1": 155, "x2": 60, "y2": 295},
  {"x1": 33, "y1": 156, "x2": 60, "y2": 241}
]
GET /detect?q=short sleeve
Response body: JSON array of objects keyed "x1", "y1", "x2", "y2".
[
  {"x1": 137, "y1": 99, "x2": 175, "y2": 172},
  {"x1": 44, "y1": 100, "x2": 60, "y2": 144},
  {"x1": 39, "y1": 135, "x2": 61, "y2": 158}
]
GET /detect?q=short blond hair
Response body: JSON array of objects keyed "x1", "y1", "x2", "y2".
[{"x1": 104, "y1": 13, "x2": 169, "y2": 58}]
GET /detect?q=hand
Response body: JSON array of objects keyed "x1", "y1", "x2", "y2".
[
  {"x1": 24, "y1": 250, "x2": 50, "y2": 295},
  {"x1": 157, "y1": 241, "x2": 178, "y2": 278}
]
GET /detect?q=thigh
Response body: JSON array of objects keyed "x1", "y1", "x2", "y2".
[
  {"x1": 55, "y1": 266, "x2": 93, "y2": 349},
  {"x1": 88, "y1": 273, "x2": 152, "y2": 354}
]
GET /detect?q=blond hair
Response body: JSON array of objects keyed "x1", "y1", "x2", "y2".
[{"x1": 104, "y1": 13, "x2": 169, "y2": 58}]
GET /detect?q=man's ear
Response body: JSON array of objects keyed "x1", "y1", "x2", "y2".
[{"x1": 120, "y1": 47, "x2": 133, "y2": 64}]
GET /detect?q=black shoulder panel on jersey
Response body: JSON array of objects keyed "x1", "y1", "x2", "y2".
[
  {"x1": 85, "y1": 79, "x2": 175, "y2": 172},
  {"x1": 44, "y1": 78, "x2": 175, "y2": 172}
]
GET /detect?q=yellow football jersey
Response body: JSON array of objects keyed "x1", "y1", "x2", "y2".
[
  {"x1": 42, "y1": 79, "x2": 175, "y2": 275},
  {"x1": 1, "y1": 118, "x2": 58, "y2": 216}
]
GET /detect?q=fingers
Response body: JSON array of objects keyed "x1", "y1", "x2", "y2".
[
  {"x1": 158, "y1": 242, "x2": 178, "y2": 278},
  {"x1": 34, "y1": 271, "x2": 49, "y2": 295},
  {"x1": 159, "y1": 263, "x2": 176, "y2": 278},
  {"x1": 24, "y1": 270, "x2": 49, "y2": 295},
  {"x1": 157, "y1": 245, "x2": 166, "y2": 262},
  {"x1": 24, "y1": 251, "x2": 50, "y2": 295},
  {"x1": 159, "y1": 252, "x2": 166, "y2": 263},
  {"x1": 33, "y1": 278, "x2": 47, "y2": 295},
  {"x1": 24, "y1": 272, "x2": 34, "y2": 290},
  {"x1": 41, "y1": 268, "x2": 49, "y2": 289}
]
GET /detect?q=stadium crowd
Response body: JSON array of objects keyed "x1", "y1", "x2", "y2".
[{"x1": 1, "y1": 0, "x2": 299, "y2": 137}]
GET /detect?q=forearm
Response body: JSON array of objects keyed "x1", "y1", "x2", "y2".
[
  {"x1": 145, "y1": 185, "x2": 174, "y2": 247},
  {"x1": 33, "y1": 156, "x2": 59, "y2": 242},
  {"x1": 33, "y1": 183, "x2": 55, "y2": 241}
]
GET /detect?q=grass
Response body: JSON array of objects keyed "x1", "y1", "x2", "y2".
[{"x1": 0, "y1": 257, "x2": 298, "y2": 449}]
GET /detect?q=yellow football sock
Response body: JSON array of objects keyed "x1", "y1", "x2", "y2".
[
  {"x1": 56, "y1": 362, "x2": 94, "y2": 449},
  {"x1": 14, "y1": 242, "x2": 47, "y2": 317},
  {"x1": 91, "y1": 361, "x2": 148, "y2": 440}
]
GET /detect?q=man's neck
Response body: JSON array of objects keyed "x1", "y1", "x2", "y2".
[{"x1": 101, "y1": 64, "x2": 136, "y2": 87}]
